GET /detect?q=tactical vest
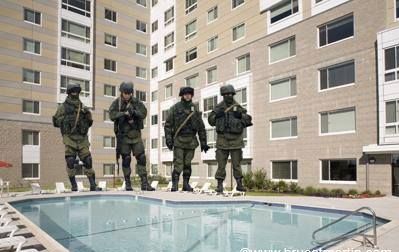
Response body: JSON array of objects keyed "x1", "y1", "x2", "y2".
[
  {"x1": 61, "y1": 102, "x2": 91, "y2": 136},
  {"x1": 174, "y1": 103, "x2": 197, "y2": 137},
  {"x1": 115, "y1": 98, "x2": 144, "y2": 135},
  {"x1": 215, "y1": 106, "x2": 244, "y2": 135}
]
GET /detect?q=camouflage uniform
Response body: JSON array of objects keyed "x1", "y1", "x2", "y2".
[
  {"x1": 164, "y1": 87, "x2": 209, "y2": 191},
  {"x1": 109, "y1": 82, "x2": 154, "y2": 191},
  {"x1": 208, "y1": 85, "x2": 253, "y2": 193},
  {"x1": 52, "y1": 83, "x2": 100, "y2": 191}
]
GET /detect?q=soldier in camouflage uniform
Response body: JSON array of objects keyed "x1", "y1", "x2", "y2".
[
  {"x1": 164, "y1": 87, "x2": 209, "y2": 192},
  {"x1": 208, "y1": 85, "x2": 253, "y2": 194},
  {"x1": 109, "y1": 82, "x2": 154, "y2": 191},
  {"x1": 52, "y1": 83, "x2": 101, "y2": 191}
]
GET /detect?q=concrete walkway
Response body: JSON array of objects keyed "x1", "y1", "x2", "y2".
[{"x1": 1, "y1": 190, "x2": 398, "y2": 251}]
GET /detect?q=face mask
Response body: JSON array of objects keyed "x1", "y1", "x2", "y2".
[
  {"x1": 70, "y1": 94, "x2": 79, "y2": 100},
  {"x1": 224, "y1": 96, "x2": 234, "y2": 104}
]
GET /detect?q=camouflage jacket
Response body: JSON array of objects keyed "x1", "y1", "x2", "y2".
[
  {"x1": 164, "y1": 100, "x2": 207, "y2": 150},
  {"x1": 208, "y1": 100, "x2": 252, "y2": 149}
]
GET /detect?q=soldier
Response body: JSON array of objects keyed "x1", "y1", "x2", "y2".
[
  {"x1": 208, "y1": 85, "x2": 253, "y2": 194},
  {"x1": 52, "y1": 83, "x2": 101, "y2": 191},
  {"x1": 164, "y1": 87, "x2": 209, "y2": 192},
  {"x1": 109, "y1": 82, "x2": 154, "y2": 191}
]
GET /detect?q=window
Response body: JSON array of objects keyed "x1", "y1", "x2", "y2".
[
  {"x1": 136, "y1": 0, "x2": 146, "y2": 7},
  {"x1": 162, "y1": 109, "x2": 169, "y2": 125},
  {"x1": 104, "y1": 33, "x2": 117, "y2": 47},
  {"x1": 136, "y1": 90, "x2": 146, "y2": 102},
  {"x1": 316, "y1": 0, "x2": 324, "y2": 3},
  {"x1": 232, "y1": 23, "x2": 245, "y2": 41},
  {"x1": 321, "y1": 159, "x2": 356, "y2": 182},
  {"x1": 319, "y1": 15, "x2": 354, "y2": 47},
  {"x1": 152, "y1": 0, "x2": 158, "y2": 7},
  {"x1": 165, "y1": 84, "x2": 173, "y2": 98},
  {"x1": 165, "y1": 58, "x2": 174, "y2": 72},
  {"x1": 151, "y1": 115, "x2": 158, "y2": 125},
  {"x1": 208, "y1": 6, "x2": 218, "y2": 23},
  {"x1": 103, "y1": 164, "x2": 115, "y2": 176},
  {"x1": 203, "y1": 96, "x2": 218, "y2": 118},
  {"x1": 105, "y1": 8, "x2": 117, "y2": 22},
  {"x1": 161, "y1": 137, "x2": 169, "y2": 152},
  {"x1": 207, "y1": 162, "x2": 217, "y2": 178},
  {"x1": 397, "y1": 0, "x2": 399, "y2": 18},
  {"x1": 207, "y1": 67, "x2": 217, "y2": 84},
  {"x1": 206, "y1": 129, "x2": 216, "y2": 148},
  {"x1": 24, "y1": 8, "x2": 41, "y2": 25},
  {"x1": 61, "y1": 47, "x2": 90, "y2": 70},
  {"x1": 151, "y1": 67, "x2": 158, "y2": 79},
  {"x1": 384, "y1": 46, "x2": 399, "y2": 82},
  {"x1": 385, "y1": 100, "x2": 399, "y2": 135},
  {"x1": 236, "y1": 54, "x2": 250, "y2": 74},
  {"x1": 62, "y1": 0, "x2": 91, "y2": 17},
  {"x1": 22, "y1": 100, "x2": 40, "y2": 114},
  {"x1": 23, "y1": 69, "x2": 40, "y2": 85},
  {"x1": 208, "y1": 36, "x2": 218, "y2": 52},
  {"x1": 235, "y1": 87, "x2": 247, "y2": 107},
  {"x1": 103, "y1": 110, "x2": 111, "y2": 122},
  {"x1": 151, "y1": 91, "x2": 158, "y2": 102},
  {"x1": 164, "y1": 32, "x2": 175, "y2": 50},
  {"x1": 22, "y1": 163, "x2": 39, "y2": 179},
  {"x1": 270, "y1": 77, "x2": 296, "y2": 101},
  {"x1": 151, "y1": 164, "x2": 158, "y2": 175},
  {"x1": 104, "y1": 84, "x2": 116, "y2": 97},
  {"x1": 61, "y1": 76, "x2": 90, "y2": 97},
  {"x1": 185, "y1": 0, "x2": 197, "y2": 14},
  {"x1": 104, "y1": 58, "x2": 116, "y2": 72},
  {"x1": 272, "y1": 161, "x2": 297, "y2": 180},
  {"x1": 22, "y1": 131, "x2": 39, "y2": 145},
  {"x1": 186, "y1": 48, "x2": 197, "y2": 63},
  {"x1": 164, "y1": 7, "x2": 174, "y2": 25},
  {"x1": 271, "y1": 117, "x2": 297, "y2": 139},
  {"x1": 270, "y1": 0, "x2": 298, "y2": 24},
  {"x1": 320, "y1": 61, "x2": 355, "y2": 90},
  {"x1": 151, "y1": 139, "x2": 158, "y2": 149},
  {"x1": 103, "y1": 136, "x2": 116, "y2": 148},
  {"x1": 320, "y1": 108, "x2": 356, "y2": 134},
  {"x1": 152, "y1": 20, "x2": 158, "y2": 33},
  {"x1": 185, "y1": 74, "x2": 199, "y2": 88},
  {"x1": 136, "y1": 20, "x2": 147, "y2": 33},
  {"x1": 232, "y1": 0, "x2": 245, "y2": 9},
  {"x1": 23, "y1": 38, "x2": 40, "y2": 54},
  {"x1": 270, "y1": 37, "x2": 296, "y2": 63},
  {"x1": 136, "y1": 67, "x2": 147, "y2": 79},
  {"x1": 241, "y1": 161, "x2": 252, "y2": 174},
  {"x1": 61, "y1": 19, "x2": 90, "y2": 43},
  {"x1": 185, "y1": 20, "x2": 197, "y2": 39},
  {"x1": 151, "y1": 44, "x2": 158, "y2": 55},
  {"x1": 136, "y1": 43, "x2": 147, "y2": 56}
]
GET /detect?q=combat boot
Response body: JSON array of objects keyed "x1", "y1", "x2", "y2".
[
  {"x1": 215, "y1": 179, "x2": 224, "y2": 194},
  {"x1": 236, "y1": 178, "x2": 247, "y2": 192},
  {"x1": 125, "y1": 176, "x2": 133, "y2": 191},
  {"x1": 69, "y1": 176, "x2": 78, "y2": 192},
  {"x1": 88, "y1": 175, "x2": 102, "y2": 191},
  {"x1": 140, "y1": 176, "x2": 155, "y2": 191},
  {"x1": 171, "y1": 171, "x2": 179, "y2": 192},
  {"x1": 182, "y1": 177, "x2": 193, "y2": 192}
]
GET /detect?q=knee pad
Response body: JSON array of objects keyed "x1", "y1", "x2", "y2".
[
  {"x1": 122, "y1": 155, "x2": 131, "y2": 168},
  {"x1": 183, "y1": 168, "x2": 191, "y2": 178},
  {"x1": 136, "y1": 153, "x2": 146, "y2": 166},
  {"x1": 82, "y1": 155, "x2": 92, "y2": 169},
  {"x1": 65, "y1": 156, "x2": 76, "y2": 170}
]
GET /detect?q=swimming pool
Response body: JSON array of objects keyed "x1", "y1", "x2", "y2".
[{"x1": 11, "y1": 195, "x2": 386, "y2": 252}]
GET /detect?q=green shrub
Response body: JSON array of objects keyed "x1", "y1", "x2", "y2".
[
  {"x1": 276, "y1": 180, "x2": 288, "y2": 193},
  {"x1": 374, "y1": 190, "x2": 381, "y2": 196},
  {"x1": 253, "y1": 169, "x2": 267, "y2": 190},
  {"x1": 288, "y1": 182, "x2": 302, "y2": 193},
  {"x1": 148, "y1": 175, "x2": 169, "y2": 184},
  {"x1": 264, "y1": 179, "x2": 274, "y2": 192},
  {"x1": 243, "y1": 171, "x2": 254, "y2": 190},
  {"x1": 318, "y1": 188, "x2": 331, "y2": 197},
  {"x1": 361, "y1": 190, "x2": 371, "y2": 195},
  {"x1": 304, "y1": 186, "x2": 316, "y2": 196},
  {"x1": 330, "y1": 188, "x2": 345, "y2": 197},
  {"x1": 348, "y1": 189, "x2": 358, "y2": 195}
]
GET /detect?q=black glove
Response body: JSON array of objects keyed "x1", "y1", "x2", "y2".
[
  {"x1": 201, "y1": 144, "x2": 210, "y2": 153},
  {"x1": 81, "y1": 106, "x2": 90, "y2": 114},
  {"x1": 127, "y1": 107, "x2": 136, "y2": 117},
  {"x1": 233, "y1": 111, "x2": 242, "y2": 119},
  {"x1": 215, "y1": 110, "x2": 225, "y2": 118},
  {"x1": 166, "y1": 139, "x2": 174, "y2": 150}
]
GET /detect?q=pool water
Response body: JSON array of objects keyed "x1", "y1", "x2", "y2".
[{"x1": 11, "y1": 196, "x2": 385, "y2": 252}]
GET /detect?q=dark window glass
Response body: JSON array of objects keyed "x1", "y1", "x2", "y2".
[
  {"x1": 322, "y1": 159, "x2": 357, "y2": 181},
  {"x1": 319, "y1": 15, "x2": 353, "y2": 46},
  {"x1": 385, "y1": 47, "x2": 396, "y2": 70}
]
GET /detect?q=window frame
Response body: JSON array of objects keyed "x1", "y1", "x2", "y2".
[
  {"x1": 236, "y1": 53, "x2": 251, "y2": 75},
  {"x1": 207, "y1": 35, "x2": 218, "y2": 53},
  {"x1": 22, "y1": 130, "x2": 40, "y2": 146},
  {"x1": 103, "y1": 136, "x2": 116, "y2": 149},
  {"x1": 61, "y1": 47, "x2": 90, "y2": 70},
  {"x1": 320, "y1": 159, "x2": 357, "y2": 184},
  {"x1": 22, "y1": 99, "x2": 40, "y2": 115},
  {"x1": 270, "y1": 116, "x2": 298, "y2": 140},
  {"x1": 164, "y1": 6, "x2": 175, "y2": 26},
  {"x1": 104, "y1": 84, "x2": 116, "y2": 97},
  {"x1": 207, "y1": 6, "x2": 218, "y2": 24},
  {"x1": 22, "y1": 68, "x2": 41, "y2": 85},
  {"x1": 318, "y1": 60, "x2": 355, "y2": 92},
  {"x1": 232, "y1": 23, "x2": 246, "y2": 42},
  {"x1": 269, "y1": 76, "x2": 297, "y2": 102},
  {"x1": 61, "y1": 19, "x2": 90, "y2": 43},
  {"x1": 23, "y1": 38, "x2": 41, "y2": 55},
  {"x1": 319, "y1": 107, "x2": 356, "y2": 136},
  {"x1": 136, "y1": 20, "x2": 147, "y2": 33},
  {"x1": 104, "y1": 33, "x2": 117, "y2": 48},
  {"x1": 103, "y1": 164, "x2": 115, "y2": 177},
  {"x1": 185, "y1": 73, "x2": 199, "y2": 88},
  {"x1": 104, "y1": 58, "x2": 117, "y2": 72},
  {"x1": 318, "y1": 14, "x2": 354, "y2": 48},
  {"x1": 185, "y1": 47, "x2": 198, "y2": 63},
  {"x1": 185, "y1": 0, "x2": 198, "y2": 15},
  {"x1": 271, "y1": 160, "x2": 298, "y2": 181},
  {"x1": 164, "y1": 84, "x2": 173, "y2": 99},
  {"x1": 232, "y1": 0, "x2": 245, "y2": 10},
  {"x1": 23, "y1": 8, "x2": 41, "y2": 26},
  {"x1": 185, "y1": 19, "x2": 197, "y2": 40},
  {"x1": 104, "y1": 8, "x2": 117, "y2": 23},
  {"x1": 22, "y1": 163, "x2": 40, "y2": 180},
  {"x1": 269, "y1": 36, "x2": 296, "y2": 64},
  {"x1": 60, "y1": 75, "x2": 90, "y2": 97},
  {"x1": 206, "y1": 66, "x2": 218, "y2": 85}
]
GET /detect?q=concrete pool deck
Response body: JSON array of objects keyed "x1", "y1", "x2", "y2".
[{"x1": 1, "y1": 190, "x2": 398, "y2": 252}]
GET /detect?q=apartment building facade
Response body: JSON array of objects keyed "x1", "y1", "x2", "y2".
[{"x1": 1, "y1": 0, "x2": 399, "y2": 196}]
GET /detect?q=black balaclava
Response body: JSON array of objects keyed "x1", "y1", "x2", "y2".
[{"x1": 223, "y1": 95, "x2": 234, "y2": 105}]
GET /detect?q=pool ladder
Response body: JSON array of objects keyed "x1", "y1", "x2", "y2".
[{"x1": 312, "y1": 206, "x2": 377, "y2": 248}]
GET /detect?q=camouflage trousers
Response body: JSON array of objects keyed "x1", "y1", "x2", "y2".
[
  {"x1": 64, "y1": 144, "x2": 95, "y2": 177},
  {"x1": 215, "y1": 148, "x2": 243, "y2": 180},
  {"x1": 120, "y1": 140, "x2": 147, "y2": 177},
  {"x1": 173, "y1": 147, "x2": 195, "y2": 177}
]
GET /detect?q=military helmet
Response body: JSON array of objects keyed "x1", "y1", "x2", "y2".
[
  {"x1": 220, "y1": 85, "x2": 236, "y2": 96},
  {"x1": 179, "y1": 86, "x2": 194, "y2": 97},
  {"x1": 119, "y1": 81, "x2": 134, "y2": 94},
  {"x1": 66, "y1": 83, "x2": 81, "y2": 94}
]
